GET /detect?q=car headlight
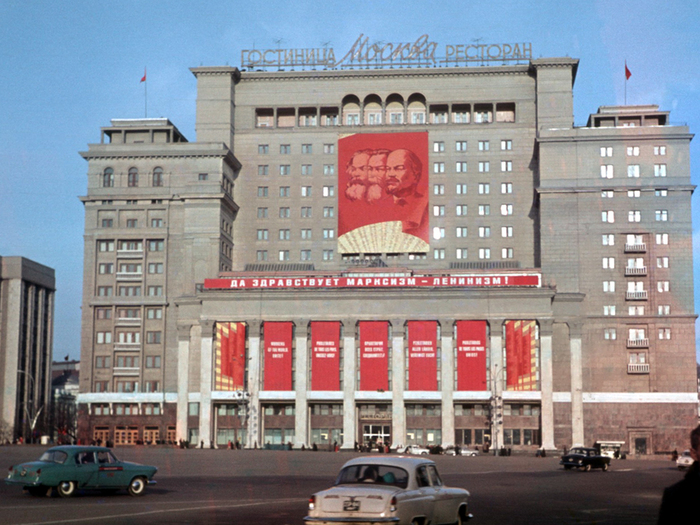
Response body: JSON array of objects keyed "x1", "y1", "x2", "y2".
[{"x1": 577, "y1": 459, "x2": 583, "y2": 464}]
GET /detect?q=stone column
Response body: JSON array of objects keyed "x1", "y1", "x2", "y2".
[
  {"x1": 440, "y1": 320, "x2": 455, "y2": 447},
  {"x1": 247, "y1": 320, "x2": 262, "y2": 449},
  {"x1": 198, "y1": 320, "x2": 215, "y2": 447},
  {"x1": 539, "y1": 319, "x2": 556, "y2": 451},
  {"x1": 568, "y1": 322, "x2": 584, "y2": 447},
  {"x1": 391, "y1": 320, "x2": 406, "y2": 449},
  {"x1": 176, "y1": 324, "x2": 192, "y2": 443},
  {"x1": 489, "y1": 319, "x2": 504, "y2": 453},
  {"x1": 294, "y1": 320, "x2": 309, "y2": 448},
  {"x1": 341, "y1": 320, "x2": 357, "y2": 449}
]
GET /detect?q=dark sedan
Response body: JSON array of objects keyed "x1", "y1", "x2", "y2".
[{"x1": 560, "y1": 447, "x2": 611, "y2": 472}]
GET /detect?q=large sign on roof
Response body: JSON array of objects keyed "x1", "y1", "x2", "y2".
[
  {"x1": 204, "y1": 273, "x2": 541, "y2": 290},
  {"x1": 241, "y1": 34, "x2": 532, "y2": 70}
]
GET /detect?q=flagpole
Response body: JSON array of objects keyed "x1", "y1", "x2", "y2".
[{"x1": 144, "y1": 67, "x2": 148, "y2": 118}]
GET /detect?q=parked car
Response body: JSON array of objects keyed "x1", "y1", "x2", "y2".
[
  {"x1": 560, "y1": 447, "x2": 611, "y2": 472},
  {"x1": 305, "y1": 456, "x2": 472, "y2": 524},
  {"x1": 402, "y1": 445, "x2": 430, "y2": 455},
  {"x1": 5, "y1": 445, "x2": 158, "y2": 497},
  {"x1": 445, "y1": 446, "x2": 479, "y2": 457},
  {"x1": 676, "y1": 450, "x2": 694, "y2": 470}
]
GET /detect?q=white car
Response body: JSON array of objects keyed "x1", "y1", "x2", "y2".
[
  {"x1": 445, "y1": 446, "x2": 479, "y2": 457},
  {"x1": 402, "y1": 445, "x2": 430, "y2": 455},
  {"x1": 676, "y1": 450, "x2": 694, "y2": 470},
  {"x1": 305, "y1": 456, "x2": 472, "y2": 524}
]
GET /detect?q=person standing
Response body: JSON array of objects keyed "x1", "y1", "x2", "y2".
[{"x1": 658, "y1": 425, "x2": 700, "y2": 524}]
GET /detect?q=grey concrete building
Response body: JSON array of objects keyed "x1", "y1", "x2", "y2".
[
  {"x1": 0, "y1": 256, "x2": 55, "y2": 442},
  {"x1": 77, "y1": 56, "x2": 696, "y2": 455}
]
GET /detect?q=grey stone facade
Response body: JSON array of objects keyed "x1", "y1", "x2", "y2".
[{"x1": 77, "y1": 57, "x2": 696, "y2": 455}]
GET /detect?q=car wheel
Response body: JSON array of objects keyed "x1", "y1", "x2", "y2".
[
  {"x1": 584, "y1": 464, "x2": 591, "y2": 472},
  {"x1": 27, "y1": 486, "x2": 48, "y2": 497},
  {"x1": 603, "y1": 463, "x2": 609, "y2": 471},
  {"x1": 564, "y1": 465, "x2": 572, "y2": 470},
  {"x1": 57, "y1": 480, "x2": 77, "y2": 498},
  {"x1": 421, "y1": 452, "x2": 428, "y2": 456},
  {"x1": 128, "y1": 476, "x2": 147, "y2": 496}
]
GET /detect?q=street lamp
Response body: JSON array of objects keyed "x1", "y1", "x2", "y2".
[
  {"x1": 17, "y1": 369, "x2": 44, "y2": 444},
  {"x1": 489, "y1": 364, "x2": 505, "y2": 455}
]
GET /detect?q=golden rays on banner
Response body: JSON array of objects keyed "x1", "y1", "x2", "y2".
[
  {"x1": 338, "y1": 221, "x2": 429, "y2": 253},
  {"x1": 505, "y1": 320, "x2": 538, "y2": 391},
  {"x1": 215, "y1": 322, "x2": 246, "y2": 391}
]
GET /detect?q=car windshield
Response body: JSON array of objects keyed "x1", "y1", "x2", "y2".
[
  {"x1": 570, "y1": 448, "x2": 586, "y2": 455},
  {"x1": 335, "y1": 464, "x2": 409, "y2": 489},
  {"x1": 38, "y1": 450, "x2": 68, "y2": 464}
]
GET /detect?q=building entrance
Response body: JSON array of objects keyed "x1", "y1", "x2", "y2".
[{"x1": 362, "y1": 424, "x2": 391, "y2": 450}]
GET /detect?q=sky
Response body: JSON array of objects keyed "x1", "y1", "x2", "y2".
[{"x1": 1, "y1": 0, "x2": 699, "y2": 361}]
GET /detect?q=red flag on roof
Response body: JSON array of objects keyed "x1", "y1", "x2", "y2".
[
  {"x1": 140, "y1": 68, "x2": 146, "y2": 82},
  {"x1": 625, "y1": 63, "x2": 631, "y2": 80}
]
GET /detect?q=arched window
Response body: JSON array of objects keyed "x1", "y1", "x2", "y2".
[
  {"x1": 102, "y1": 168, "x2": 114, "y2": 188},
  {"x1": 152, "y1": 167, "x2": 163, "y2": 187},
  {"x1": 128, "y1": 167, "x2": 139, "y2": 187}
]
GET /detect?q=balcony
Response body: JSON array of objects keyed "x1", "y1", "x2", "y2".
[
  {"x1": 116, "y1": 271, "x2": 143, "y2": 281},
  {"x1": 625, "y1": 266, "x2": 647, "y2": 276},
  {"x1": 114, "y1": 342, "x2": 141, "y2": 351},
  {"x1": 116, "y1": 316, "x2": 142, "y2": 326},
  {"x1": 626, "y1": 291, "x2": 648, "y2": 301},
  {"x1": 627, "y1": 338, "x2": 649, "y2": 348},
  {"x1": 113, "y1": 367, "x2": 140, "y2": 376},
  {"x1": 627, "y1": 363, "x2": 650, "y2": 374},
  {"x1": 625, "y1": 243, "x2": 647, "y2": 253},
  {"x1": 117, "y1": 249, "x2": 143, "y2": 259}
]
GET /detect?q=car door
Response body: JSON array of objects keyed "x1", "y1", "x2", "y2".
[
  {"x1": 97, "y1": 450, "x2": 127, "y2": 487},
  {"x1": 75, "y1": 451, "x2": 99, "y2": 487},
  {"x1": 427, "y1": 465, "x2": 456, "y2": 525},
  {"x1": 414, "y1": 466, "x2": 437, "y2": 520}
]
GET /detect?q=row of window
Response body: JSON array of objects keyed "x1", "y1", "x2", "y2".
[
  {"x1": 600, "y1": 164, "x2": 668, "y2": 179},
  {"x1": 98, "y1": 262, "x2": 163, "y2": 274},
  {"x1": 258, "y1": 160, "x2": 513, "y2": 176},
  {"x1": 95, "y1": 355, "x2": 162, "y2": 368},
  {"x1": 603, "y1": 327, "x2": 671, "y2": 340},
  {"x1": 95, "y1": 331, "x2": 162, "y2": 345},
  {"x1": 601, "y1": 189, "x2": 668, "y2": 198},
  {"x1": 601, "y1": 256, "x2": 670, "y2": 269},
  {"x1": 255, "y1": 247, "x2": 516, "y2": 262},
  {"x1": 257, "y1": 206, "x2": 335, "y2": 218},
  {"x1": 259, "y1": 143, "x2": 335, "y2": 155},
  {"x1": 97, "y1": 240, "x2": 165, "y2": 252},
  {"x1": 102, "y1": 167, "x2": 210, "y2": 188},
  {"x1": 100, "y1": 218, "x2": 164, "y2": 229},
  {"x1": 602, "y1": 281, "x2": 670, "y2": 293},
  {"x1": 96, "y1": 285, "x2": 164, "y2": 297},
  {"x1": 432, "y1": 203, "x2": 514, "y2": 217},
  {"x1": 602, "y1": 305, "x2": 673, "y2": 316},
  {"x1": 256, "y1": 182, "x2": 514, "y2": 199},
  {"x1": 433, "y1": 140, "x2": 513, "y2": 152},
  {"x1": 599, "y1": 145, "x2": 667, "y2": 157},
  {"x1": 95, "y1": 307, "x2": 163, "y2": 320},
  {"x1": 93, "y1": 380, "x2": 160, "y2": 393},
  {"x1": 92, "y1": 404, "x2": 163, "y2": 416},
  {"x1": 601, "y1": 210, "x2": 670, "y2": 223}
]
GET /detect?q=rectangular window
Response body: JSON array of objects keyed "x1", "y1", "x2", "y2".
[
  {"x1": 603, "y1": 305, "x2": 616, "y2": 316},
  {"x1": 658, "y1": 328, "x2": 671, "y2": 340},
  {"x1": 501, "y1": 160, "x2": 512, "y2": 172},
  {"x1": 456, "y1": 141, "x2": 467, "y2": 151},
  {"x1": 97, "y1": 240, "x2": 115, "y2": 252},
  {"x1": 658, "y1": 305, "x2": 671, "y2": 315},
  {"x1": 433, "y1": 184, "x2": 445, "y2": 195},
  {"x1": 628, "y1": 190, "x2": 641, "y2": 198},
  {"x1": 501, "y1": 248, "x2": 513, "y2": 259},
  {"x1": 602, "y1": 257, "x2": 615, "y2": 269},
  {"x1": 656, "y1": 233, "x2": 669, "y2": 245},
  {"x1": 456, "y1": 248, "x2": 468, "y2": 259},
  {"x1": 501, "y1": 183, "x2": 513, "y2": 194},
  {"x1": 148, "y1": 240, "x2": 164, "y2": 252},
  {"x1": 126, "y1": 219, "x2": 138, "y2": 228},
  {"x1": 101, "y1": 219, "x2": 113, "y2": 228},
  {"x1": 433, "y1": 141, "x2": 445, "y2": 152},
  {"x1": 258, "y1": 165, "x2": 269, "y2": 176},
  {"x1": 654, "y1": 164, "x2": 667, "y2": 177},
  {"x1": 258, "y1": 186, "x2": 268, "y2": 197},
  {"x1": 478, "y1": 140, "x2": 489, "y2": 151},
  {"x1": 323, "y1": 207, "x2": 334, "y2": 218},
  {"x1": 323, "y1": 143, "x2": 335, "y2": 154},
  {"x1": 478, "y1": 205, "x2": 490, "y2": 216},
  {"x1": 301, "y1": 165, "x2": 313, "y2": 176},
  {"x1": 279, "y1": 207, "x2": 290, "y2": 218},
  {"x1": 500, "y1": 204, "x2": 513, "y2": 216},
  {"x1": 601, "y1": 190, "x2": 614, "y2": 198},
  {"x1": 628, "y1": 210, "x2": 641, "y2": 222},
  {"x1": 478, "y1": 161, "x2": 490, "y2": 173},
  {"x1": 323, "y1": 164, "x2": 335, "y2": 175},
  {"x1": 433, "y1": 205, "x2": 445, "y2": 217},
  {"x1": 300, "y1": 249, "x2": 311, "y2": 261},
  {"x1": 146, "y1": 331, "x2": 162, "y2": 344},
  {"x1": 322, "y1": 186, "x2": 335, "y2": 197},
  {"x1": 655, "y1": 210, "x2": 668, "y2": 221},
  {"x1": 278, "y1": 250, "x2": 290, "y2": 261},
  {"x1": 501, "y1": 140, "x2": 512, "y2": 151},
  {"x1": 456, "y1": 161, "x2": 467, "y2": 173},
  {"x1": 456, "y1": 227, "x2": 468, "y2": 238},
  {"x1": 627, "y1": 165, "x2": 640, "y2": 178},
  {"x1": 323, "y1": 228, "x2": 334, "y2": 239},
  {"x1": 456, "y1": 183, "x2": 467, "y2": 194},
  {"x1": 455, "y1": 205, "x2": 467, "y2": 216},
  {"x1": 657, "y1": 281, "x2": 670, "y2": 292},
  {"x1": 147, "y1": 286, "x2": 163, "y2": 297},
  {"x1": 604, "y1": 328, "x2": 617, "y2": 340},
  {"x1": 301, "y1": 228, "x2": 312, "y2": 239},
  {"x1": 257, "y1": 207, "x2": 268, "y2": 219},
  {"x1": 433, "y1": 162, "x2": 445, "y2": 174},
  {"x1": 478, "y1": 248, "x2": 491, "y2": 260},
  {"x1": 280, "y1": 144, "x2": 291, "y2": 154},
  {"x1": 501, "y1": 226, "x2": 513, "y2": 238},
  {"x1": 478, "y1": 226, "x2": 490, "y2": 238},
  {"x1": 118, "y1": 286, "x2": 141, "y2": 297},
  {"x1": 96, "y1": 332, "x2": 112, "y2": 344},
  {"x1": 258, "y1": 144, "x2": 269, "y2": 154},
  {"x1": 600, "y1": 147, "x2": 613, "y2": 157},
  {"x1": 279, "y1": 229, "x2": 290, "y2": 241},
  {"x1": 603, "y1": 281, "x2": 616, "y2": 292},
  {"x1": 279, "y1": 165, "x2": 290, "y2": 176},
  {"x1": 601, "y1": 165, "x2": 614, "y2": 179},
  {"x1": 323, "y1": 249, "x2": 334, "y2": 261},
  {"x1": 279, "y1": 186, "x2": 290, "y2": 197},
  {"x1": 301, "y1": 144, "x2": 312, "y2": 154},
  {"x1": 433, "y1": 248, "x2": 445, "y2": 259},
  {"x1": 151, "y1": 218, "x2": 163, "y2": 228},
  {"x1": 626, "y1": 146, "x2": 640, "y2": 156},
  {"x1": 654, "y1": 146, "x2": 667, "y2": 156},
  {"x1": 98, "y1": 263, "x2": 113, "y2": 274},
  {"x1": 301, "y1": 206, "x2": 312, "y2": 218},
  {"x1": 256, "y1": 229, "x2": 269, "y2": 241},
  {"x1": 148, "y1": 262, "x2": 163, "y2": 274},
  {"x1": 97, "y1": 286, "x2": 113, "y2": 297},
  {"x1": 602, "y1": 211, "x2": 615, "y2": 223},
  {"x1": 433, "y1": 227, "x2": 445, "y2": 239},
  {"x1": 655, "y1": 189, "x2": 668, "y2": 197},
  {"x1": 478, "y1": 183, "x2": 490, "y2": 194},
  {"x1": 256, "y1": 250, "x2": 267, "y2": 261}
]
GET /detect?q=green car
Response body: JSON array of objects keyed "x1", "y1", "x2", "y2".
[{"x1": 5, "y1": 445, "x2": 157, "y2": 497}]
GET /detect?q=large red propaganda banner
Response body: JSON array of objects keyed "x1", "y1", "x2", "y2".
[
  {"x1": 263, "y1": 322, "x2": 293, "y2": 391},
  {"x1": 338, "y1": 132, "x2": 429, "y2": 253},
  {"x1": 407, "y1": 321, "x2": 437, "y2": 391},
  {"x1": 456, "y1": 321, "x2": 487, "y2": 391},
  {"x1": 505, "y1": 320, "x2": 538, "y2": 391},
  {"x1": 310, "y1": 321, "x2": 341, "y2": 391},
  {"x1": 215, "y1": 322, "x2": 246, "y2": 391},
  {"x1": 359, "y1": 321, "x2": 389, "y2": 391}
]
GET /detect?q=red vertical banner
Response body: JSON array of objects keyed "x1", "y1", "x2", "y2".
[
  {"x1": 455, "y1": 321, "x2": 487, "y2": 391},
  {"x1": 407, "y1": 321, "x2": 437, "y2": 391},
  {"x1": 263, "y1": 322, "x2": 293, "y2": 391},
  {"x1": 311, "y1": 322, "x2": 341, "y2": 391},
  {"x1": 505, "y1": 320, "x2": 538, "y2": 391},
  {"x1": 215, "y1": 322, "x2": 246, "y2": 391},
  {"x1": 359, "y1": 321, "x2": 389, "y2": 391}
]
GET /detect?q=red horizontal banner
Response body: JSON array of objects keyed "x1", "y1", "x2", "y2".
[{"x1": 205, "y1": 273, "x2": 540, "y2": 290}]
